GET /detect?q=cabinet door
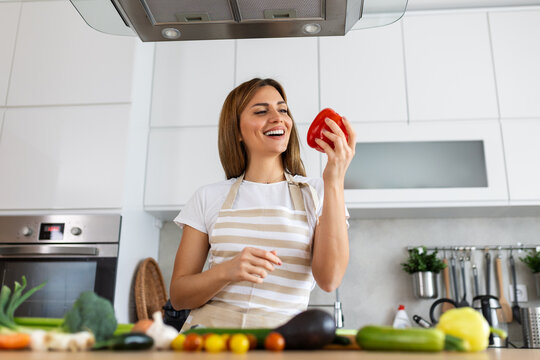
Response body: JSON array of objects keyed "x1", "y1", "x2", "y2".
[
  {"x1": 489, "y1": 10, "x2": 540, "y2": 118},
  {"x1": 0, "y1": 105, "x2": 130, "y2": 209},
  {"x1": 236, "y1": 38, "x2": 318, "y2": 125},
  {"x1": 501, "y1": 119, "x2": 540, "y2": 201},
  {"x1": 344, "y1": 120, "x2": 508, "y2": 205},
  {"x1": 7, "y1": 1, "x2": 135, "y2": 106},
  {"x1": 403, "y1": 13, "x2": 498, "y2": 121},
  {"x1": 0, "y1": 2, "x2": 20, "y2": 106},
  {"x1": 151, "y1": 40, "x2": 235, "y2": 127},
  {"x1": 320, "y1": 20, "x2": 407, "y2": 123},
  {"x1": 144, "y1": 127, "x2": 224, "y2": 206}
]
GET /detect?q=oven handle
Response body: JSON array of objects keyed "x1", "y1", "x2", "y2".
[{"x1": 0, "y1": 245, "x2": 99, "y2": 256}]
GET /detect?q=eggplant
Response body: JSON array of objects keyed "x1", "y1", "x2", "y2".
[
  {"x1": 274, "y1": 309, "x2": 336, "y2": 350},
  {"x1": 92, "y1": 333, "x2": 154, "y2": 351}
]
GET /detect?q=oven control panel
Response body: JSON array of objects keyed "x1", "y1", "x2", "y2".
[{"x1": 0, "y1": 215, "x2": 121, "y2": 244}]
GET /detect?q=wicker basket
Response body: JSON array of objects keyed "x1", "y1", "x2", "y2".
[{"x1": 134, "y1": 257, "x2": 168, "y2": 321}]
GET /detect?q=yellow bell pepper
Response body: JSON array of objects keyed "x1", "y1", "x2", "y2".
[{"x1": 435, "y1": 307, "x2": 506, "y2": 352}]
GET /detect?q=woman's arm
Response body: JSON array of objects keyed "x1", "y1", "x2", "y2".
[
  {"x1": 170, "y1": 225, "x2": 282, "y2": 310},
  {"x1": 311, "y1": 117, "x2": 356, "y2": 292}
]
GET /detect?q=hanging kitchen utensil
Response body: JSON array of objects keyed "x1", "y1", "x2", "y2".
[
  {"x1": 412, "y1": 314, "x2": 432, "y2": 328},
  {"x1": 457, "y1": 256, "x2": 470, "y2": 307},
  {"x1": 509, "y1": 251, "x2": 522, "y2": 324},
  {"x1": 472, "y1": 264, "x2": 480, "y2": 297},
  {"x1": 450, "y1": 253, "x2": 460, "y2": 303},
  {"x1": 442, "y1": 257, "x2": 453, "y2": 313},
  {"x1": 485, "y1": 251, "x2": 491, "y2": 295},
  {"x1": 495, "y1": 254, "x2": 512, "y2": 323}
]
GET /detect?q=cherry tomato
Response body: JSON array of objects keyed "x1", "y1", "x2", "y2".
[
  {"x1": 229, "y1": 334, "x2": 250, "y2": 354},
  {"x1": 183, "y1": 333, "x2": 203, "y2": 351},
  {"x1": 221, "y1": 334, "x2": 231, "y2": 350},
  {"x1": 264, "y1": 332, "x2": 285, "y2": 352},
  {"x1": 171, "y1": 333, "x2": 186, "y2": 351},
  {"x1": 246, "y1": 333, "x2": 258, "y2": 350},
  {"x1": 204, "y1": 334, "x2": 226, "y2": 353},
  {"x1": 307, "y1": 108, "x2": 349, "y2": 152}
]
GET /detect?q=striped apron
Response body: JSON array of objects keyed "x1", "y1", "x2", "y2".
[{"x1": 181, "y1": 172, "x2": 319, "y2": 330}]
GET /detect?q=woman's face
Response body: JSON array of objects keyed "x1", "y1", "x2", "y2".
[{"x1": 239, "y1": 85, "x2": 293, "y2": 159}]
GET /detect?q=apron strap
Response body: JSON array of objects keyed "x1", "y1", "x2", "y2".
[
  {"x1": 285, "y1": 173, "x2": 320, "y2": 213},
  {"x1": 221, "y1": 174, "x2": 244, "y2": 210}
]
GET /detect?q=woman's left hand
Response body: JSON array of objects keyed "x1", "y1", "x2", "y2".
[{"x1": 315, "y1": 116, "x2": 356, "y2": 185}]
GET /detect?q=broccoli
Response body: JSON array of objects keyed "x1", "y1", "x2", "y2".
[{"x1": 62, "y1": 291, "x2": 117, "y2": 341}]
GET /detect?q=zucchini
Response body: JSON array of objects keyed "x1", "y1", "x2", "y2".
[
  {"x1": 356, "y1": 326, "x2": 467, "y2": 352},
  {"x1": 92, "y1": 333, "x2": 153, "y2": 351}
]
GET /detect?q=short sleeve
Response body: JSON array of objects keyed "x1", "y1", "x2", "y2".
[{"x1": 173, "y1": 188, "x2": 208, "y2": 234}]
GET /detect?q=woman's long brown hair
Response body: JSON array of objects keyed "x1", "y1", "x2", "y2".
[{"x1": 218, "y1": 78, "x2": 306, "y2": 179}]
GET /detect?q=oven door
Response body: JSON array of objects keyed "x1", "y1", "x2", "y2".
[{"x1": 0, "y1": 244, "x2": 117, "y2": 318}]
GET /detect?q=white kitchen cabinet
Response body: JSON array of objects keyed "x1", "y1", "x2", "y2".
[
  {"x1": 151, "y1": 40, "x2": 235, "y2": 127},
  {"x1": 344, "y1": 120, "x2": 508, "y2": 205},
  {"x1": 7, "y1": 1, "x2": 135, "y2": 106},
  {"x1": 319, "y1": 21, "x2": 407, "y2": 123},
  {"x1": 0, "y1": 2, "x2": 20, "y2": 106},
  {"x1": 501, "y1": 119, "x2": 540, "y2": 201},
  {"x1": 144, "y1": 127, "x2": 224, "y2": 207},
  {"x1": 297, "y1": 124, "x2": 321, "y2": 178},
  {"x1": 0, "y1": 105, "x2": 130, "y2": 209},
  {"x1": 403, "y1": 13, "x2": 498, "y2": 121},
  {"x1": 489, "y1": 10, "x2": 540, "y2": 119},
  {"x1": 236, "y1": 37, "x2": 318, "y2": 125}
]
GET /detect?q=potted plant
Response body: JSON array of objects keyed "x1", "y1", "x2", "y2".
[
  {"x1": 520, "y1": 250, "x2": 540, "y2": 296},
  {"x1": 401, "y1": 247, "x2": 447, "y2": 299}
]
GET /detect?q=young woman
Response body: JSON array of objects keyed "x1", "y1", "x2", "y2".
[{"x1": 170, "y1": 78, "x2": 356, "y2": 329}]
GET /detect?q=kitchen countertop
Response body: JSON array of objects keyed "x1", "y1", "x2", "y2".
[{"x1": 1, "y1": 349, "x2": 539, "y2": 360}]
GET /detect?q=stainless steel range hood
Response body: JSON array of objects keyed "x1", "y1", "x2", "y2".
[{"x1": 69, "y1": 0, "x2": 409, "y2": 42}]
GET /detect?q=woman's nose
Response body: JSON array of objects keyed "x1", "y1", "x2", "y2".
[{"x1": 268, "y1": 108, "x2": 284, "y2": 122}]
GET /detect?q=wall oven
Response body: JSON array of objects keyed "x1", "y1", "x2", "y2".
[{"x1": 0, "y1": 215, "x2": 120, "y2": 318}]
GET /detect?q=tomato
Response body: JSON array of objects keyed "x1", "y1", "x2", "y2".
[
  {"x1": 307, "y1": 108, "x2": 348, "y2": 153},
  {"x1": 246, "y1": 333, "x2": 258, "y2": 350},
  {"x1": 183, "y1": 333, "x2": 203, "y2": 351},
  {"x1": 229, "y1": 334, "x2": 250, "y2": 354},
  {"x1": 204, "y1": 334, "x2": 226, "y2": 353},
  {"x1": 264, "y1": 332, "x2": 285, "y2": 352},
  {"x1": 171, "y1": 333, "x2": 186, "y2": 351},
  {"x1": 221, "y1": 334, "x2": 231, "y2": 350}
]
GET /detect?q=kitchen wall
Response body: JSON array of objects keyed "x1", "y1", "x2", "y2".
[{"x1": 158, "y1": 216, "x2": 540, "y2": 345}]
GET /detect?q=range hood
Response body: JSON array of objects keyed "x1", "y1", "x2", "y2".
[{"x1": 69, "y1": 0, "x2": 409, "y2": 42}]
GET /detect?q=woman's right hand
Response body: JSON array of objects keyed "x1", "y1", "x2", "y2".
[{"x1": 220, "y1": 247, "x2": 282, "y2": 284}]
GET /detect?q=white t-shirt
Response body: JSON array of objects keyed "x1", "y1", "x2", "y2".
[{"x1": 174, "y1": 175, "x2": 347, "y2": 236}]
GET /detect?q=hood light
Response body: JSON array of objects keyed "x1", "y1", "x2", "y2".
[
  {"x1": 302, "y1": 23, "x2": 321, "y2": 35},
  {"x1": 162, "y1": 28, "x2": 181, "y2": 39}
]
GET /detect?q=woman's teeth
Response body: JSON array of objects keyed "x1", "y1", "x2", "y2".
[{"x1": 264, "y1": 129, "x2": 285, "y2": 136}]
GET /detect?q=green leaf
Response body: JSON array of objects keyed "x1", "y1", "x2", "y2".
[
  {"x1": 520, "y1": 250, "x2": 540, "y2": 273},
  {"x1": 401, "y1": 247, "x2": 447, "y2": 274}
]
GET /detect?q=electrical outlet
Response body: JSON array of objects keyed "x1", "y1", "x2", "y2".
[{"x1": 508, "y1": 284, "x2": 528, "y2": 302}]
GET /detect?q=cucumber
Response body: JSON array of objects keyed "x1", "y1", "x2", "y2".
[
  {"x1": 92, "y1": 333, "x2": 153, "y2": 351},
  {"x1": 356, "y1": 326, "x2": 453, "y2": 352}
]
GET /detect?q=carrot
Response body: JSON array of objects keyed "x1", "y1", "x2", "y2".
[{"x1": 0, "y1": 333, "x2": 31, "y2": 350}]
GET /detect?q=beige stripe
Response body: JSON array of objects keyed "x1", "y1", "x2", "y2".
[
  {"x1": 214, "y1": 291, "x2": 307, "y2": 310},
  {"x1": 207, "y1": 300, "x2": 299, "y2": 319},
  {"x1": 211, "y1": 250, "x2": 311, "y2": 266},
  {"x1": 272, "y1": 268, "x2": 313, "y2": 281},
  {"x1": 214, "y1": 222, "x2": 309, "y2": 236},
  {"x1": 211, "y1": 235, "x2": 310, "y2": 251},
  {"x1": 218, "y1": 208, "x2": 307, "y2": 221},
  {"x1": 231, "y1": 281, "x2": 311, "y2": 297}
]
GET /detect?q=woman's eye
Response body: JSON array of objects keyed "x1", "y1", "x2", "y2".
[
  {"x1": 279, "y1": 109, "x2": 288, "y2": 113},
  {"x1": 254, "y1": 110, "x2": 267, "y2": 115}
]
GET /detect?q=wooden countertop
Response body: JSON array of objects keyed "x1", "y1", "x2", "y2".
[{"x1": 1, "y1": 349, "x2": 539, "y2": 360}]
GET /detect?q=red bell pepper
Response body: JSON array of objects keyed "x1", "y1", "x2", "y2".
[{"x1": 307, "y1": 108, "x2": 348, "y2": 153}]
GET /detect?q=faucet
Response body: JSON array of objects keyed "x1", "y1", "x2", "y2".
[{"x1": 308, "y1": 288, "x2": 344, "y2": 328}]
